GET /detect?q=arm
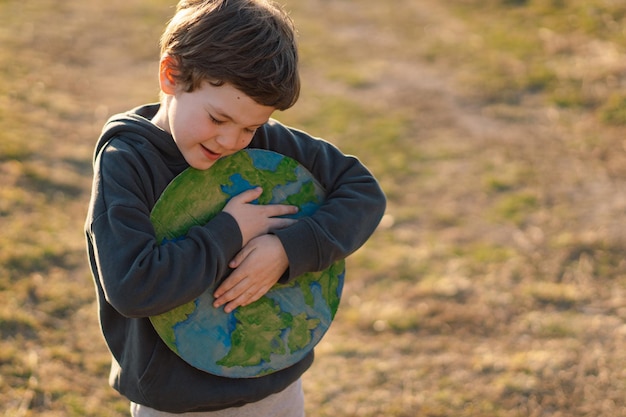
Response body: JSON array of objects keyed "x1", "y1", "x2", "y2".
[
  {"x1": 87, "y1": 140, "x2": 295, "y2": 318},
  {"x1": 86, "y1": 142, "x2": 242, "y2": 318},
  {"x1": 251, "y1": 120, "x2": 387, "y2": 279},
  {"x1": 212, "y1": 122, "x2": 386, "y2": 312}
]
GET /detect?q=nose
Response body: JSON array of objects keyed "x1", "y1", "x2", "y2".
[{"x1": 216, "y1": 126, "x2": 244, "y2": 151}]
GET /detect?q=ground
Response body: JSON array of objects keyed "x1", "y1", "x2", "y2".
[{"x1": 2, "y1": 0, "x2": 626, "y2": 416}]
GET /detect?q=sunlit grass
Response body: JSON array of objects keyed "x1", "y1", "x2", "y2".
[
  {"x1": 3, "y1": 0, "x2": 626, "y2": 416},
  {"x1": 436, "y1": 0, "x2": 626, "y2": 116}
]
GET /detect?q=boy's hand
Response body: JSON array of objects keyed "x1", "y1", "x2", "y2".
[
  {"x1": 213, "y1": 234, "x2": 289, "y2": 313},
  {"x1": 222, "y1": 187, "x2": 298, "y2": 246}
]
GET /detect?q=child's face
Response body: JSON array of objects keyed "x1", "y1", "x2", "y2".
[{"x1": 156, "y1": 81, "x2": 275, "y2": 170}]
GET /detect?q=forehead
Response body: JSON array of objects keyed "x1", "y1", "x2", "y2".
[{"x1": 198, "y1": 82, "x2": 275, "y2": 126}]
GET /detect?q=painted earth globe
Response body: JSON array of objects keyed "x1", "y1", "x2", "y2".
[{"x1": 149, "y1": 149, "x2": 345, "y2": 378}]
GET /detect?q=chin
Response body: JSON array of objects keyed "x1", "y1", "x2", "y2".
[
  {"x1": 194, "y1": 161, "x2": 217, "y2": 171},
  {"x1": 185, "y1": 156, "x2": 217, "y2": 171}
]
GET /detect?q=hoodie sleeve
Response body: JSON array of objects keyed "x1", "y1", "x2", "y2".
[
  {"x1": 250, "y1": 121, "x2": 387, "y2": 280},
  {"x1": 86, "y1": 139, "x2": 243, "y2": 318}
]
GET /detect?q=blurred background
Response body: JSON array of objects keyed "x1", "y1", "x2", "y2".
[{"x1": 2, "y1": 0, "x2": 626, "y2": 416}]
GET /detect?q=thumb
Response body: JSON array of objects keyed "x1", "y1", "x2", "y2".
[
  {"x1": 229, "y1": 242, "x2": 255, "y2": 268},
  {"x1": 229, "y1": 249, "x2": 245, "y2": 269}
]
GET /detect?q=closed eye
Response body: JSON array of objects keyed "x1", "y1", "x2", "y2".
[
  {"x1": 209, "y1": 114, "x2": 225, "y2": 125},
  {"x1": 209, "y1": 111, "x2": 261, "y2": 135}
]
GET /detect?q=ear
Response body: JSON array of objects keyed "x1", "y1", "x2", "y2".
[{"x1": 159, "y1": 54, "x2": 180, "y2": 95}]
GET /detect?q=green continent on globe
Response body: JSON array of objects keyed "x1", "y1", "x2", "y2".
[
  {"x1": 216, "y1": 294, "x2": 324, "y2": 368},
  {"x1": 151, "y1": 151, "x2": 302, "y2": 241},
  {"x1": 149, "y1": 300, "x2": 197, "y2": 354},
  {"x1": 318, "y1": 261, "x2": 344, "y2": 313},
  {"x1": 231, "y1": 152, "x2": 300, "y2": 205},
  {"x1": 287, "y1": 312, "x2": 321, "y2": 351},
  {"x1": 216, "y1": 298, "x2": 291, "y2": 367},
  {"x1": 285, "y1": 181, "x2": 321, "y2": 208},
  {"x1": 216, "y1": 264, "x2": 344, "y2": 369},
  {"x1": 276, "y1": 261, "x2": 344, "y2": 314}
]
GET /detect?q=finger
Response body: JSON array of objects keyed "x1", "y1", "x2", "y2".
[
  {"x1": 213, "y1": 269, "x2": 246, "y2": 301},
  {"x1": 213, "y1": 284, "x2": 242, "y2": 309},
  {"x1": 223, "y1": 286, "x2": 267, "y2": 313},
  {"x1": 229, "y1": 246, "x2": 252, "y2": 269},
  {"x1": 214, "y1": 274, "x2": 260, "y2": 309},
  {"x1": 229, "y1": 251, "x2": 244, "y2": 269},
  {"x1": 262, "y1": 204, "x2": 299, "y2": 217},
  {"x1": 218, "y1": 282, "x2": 258, "y2": 313},
  {"x1": 231, "y1": 187, "x2": 263, "y2": 204}
]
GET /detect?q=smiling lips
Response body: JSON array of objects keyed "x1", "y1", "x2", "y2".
[{"x1": 200, "y1": 144, "x2": 222, "y2": 161}]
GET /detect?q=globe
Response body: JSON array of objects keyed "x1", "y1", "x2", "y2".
[{"x1": 149, "y1": 149, "x2": 345, "y2": 378}]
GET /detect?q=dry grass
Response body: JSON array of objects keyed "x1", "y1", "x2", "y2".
[{"x1": 2, "y1": 0, "x2": 626, "y2": 416}]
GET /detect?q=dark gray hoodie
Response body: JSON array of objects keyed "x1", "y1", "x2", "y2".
[{"x1": 85, "y1": 104, "x2": 386, "y2": 412}]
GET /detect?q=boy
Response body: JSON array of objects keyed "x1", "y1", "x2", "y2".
[{"x1": 85, "y1": 0, "x2": 386, "y2": 415}]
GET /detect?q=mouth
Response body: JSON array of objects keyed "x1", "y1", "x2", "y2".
[{"x1": 200, "y1": 144, "x2": 222, "y2": 161}]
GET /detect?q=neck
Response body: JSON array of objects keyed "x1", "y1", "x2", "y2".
[{"x1": 151, "y1": 97, "x2": 171, "y2": 133}]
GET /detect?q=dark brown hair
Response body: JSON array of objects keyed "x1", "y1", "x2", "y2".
[{"x1": 161, "y1": 0, "x2": 300, "y2": 110}]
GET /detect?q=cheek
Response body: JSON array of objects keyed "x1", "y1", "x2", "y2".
[
  {"x1": 170, "y1": 100, "x2": 209, "y2": 136},
  {"x1": 173, "y1": 116, "x2": 215, "y2": 144},
  {"x1": 240, "y1": 136, "x2": 254, "y2": 149}
]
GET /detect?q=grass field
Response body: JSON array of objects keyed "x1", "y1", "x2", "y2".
[{"x1": 2, "y1": 0, "x2": 626, "y2": 416}]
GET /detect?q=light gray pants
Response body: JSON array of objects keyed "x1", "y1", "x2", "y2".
[{"x1": 130, "y1": 378, "x2": 304, "y2": 417}]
